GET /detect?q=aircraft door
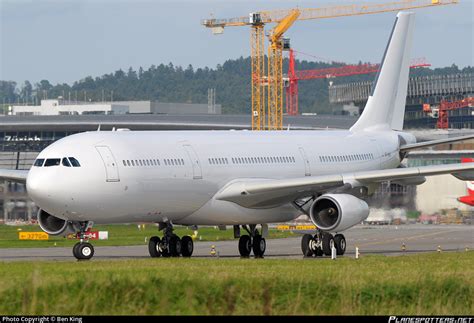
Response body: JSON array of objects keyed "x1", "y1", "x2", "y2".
[
  {"x1": 298, "y1": 147, "x2": 311, "y2": 176},
  {"x1": 95, "y1": 146, "x2": 120, "y2": 182},
  {"x1": 183, "y1": 145, "x2": 202, "y2": 179}
]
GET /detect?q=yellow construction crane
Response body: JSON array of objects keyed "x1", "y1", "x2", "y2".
[{"x1": 202, "y1": 0, "x2": 458, "y2": 130}]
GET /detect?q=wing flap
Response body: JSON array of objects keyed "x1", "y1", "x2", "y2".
[
  {"x1": 216, "y1": 163, "x2": 474, "y2": 208},
  {"x1": 0, "y1": 169, "x2": 29, "y2": 183}
]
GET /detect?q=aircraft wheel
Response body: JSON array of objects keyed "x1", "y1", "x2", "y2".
[
  {"x1": 252, "y1": 235, "x2": 266, "y2": 258},
  {"x1": 169, "y1": 236, "x2": 181, "y2": 257},
  {"x1": 301, "y1": 234, "x2": 314, "y2": 257},
  {"x1": 181, "y1": 236, "x2": 194, "y2": 257},
  {"x1": 148, "y1": 236, "x2": 161, "y2": 258},
  {"x1": 322, "y1": 233, "x2": 334, "y2": 256},
  {"x1": 334, "y1": 234, "x2": 346, "y2": 256},
  {"x1": 238, "y1": 235, "x2": 252, "y2": 257},
  {"x1": 74, "y1": 242, "x2": 94, "y2": 260}
]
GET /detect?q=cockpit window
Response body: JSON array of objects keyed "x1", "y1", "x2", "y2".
[
  {"x1": 62, "y1": 158, "x2": 71, "y2": 167},
  {"x1": 44, "y1": 159, "x2": 61, "y2": 167},
  {"x1": 34, "y1": 159, "x2": 45, "y2": 167},
  {"x1": 68, "y1": 157, "x2": 81, "y2": 167}
]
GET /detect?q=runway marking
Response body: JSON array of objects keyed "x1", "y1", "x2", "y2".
[{"x1": 357, "y1": 229, "x2": 460, "y2": 248}]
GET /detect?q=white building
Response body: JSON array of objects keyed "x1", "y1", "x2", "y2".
[
  {"x1": 10, "y1": 99, "x2": 129, "y2": 116},
  {"x1": 407, "y1": 150, "x2": 474, "y2": 215}
]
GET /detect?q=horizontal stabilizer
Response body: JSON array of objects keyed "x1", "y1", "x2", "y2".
[{"x1": 401, "y1": 134, "x2": 474, "y2": 152}]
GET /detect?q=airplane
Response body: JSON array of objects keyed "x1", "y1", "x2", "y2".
[
  {"x1": 458, "y1": 158, "x2": 474, "y2": 206},
  {"x1": 2, "y1": 12, "x2": 474, "y2": 260}
]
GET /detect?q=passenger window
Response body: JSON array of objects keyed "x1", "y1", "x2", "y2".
[
  {"x1": 44, "y1": 158, "x2": 61, "y2": 167},
  {"x1": 127, "y1": 160, "x2": 131, "y2": 166},
  {"x1": 68, "y1": 157, "x2": 81, "y2": 167},
  {"x1": 62, "y1": 158, "x2": 71, "y2": 167},
  {"x1": 131, "y1": 160, "x2": 135, "y2": 166},
  {"x1": 34, "y1": 159, "x2": 45, "y2": 167}
]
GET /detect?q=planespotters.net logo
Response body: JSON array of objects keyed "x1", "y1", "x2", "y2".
[{"x1": 389, "y1": 317, "x2": 473, "y2": 323}]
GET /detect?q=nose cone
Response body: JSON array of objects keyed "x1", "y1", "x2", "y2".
[{"x1": 26, "y1": 168, "x2": 60, "y2": 209}]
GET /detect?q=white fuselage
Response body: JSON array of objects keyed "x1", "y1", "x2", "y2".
[{"x1": 26, "y1": 129, "x2": 405, "y2": 225}]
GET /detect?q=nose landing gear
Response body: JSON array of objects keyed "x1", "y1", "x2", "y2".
[{"x1": 72, "y1": 221, "x2": 95, "y2": 260}]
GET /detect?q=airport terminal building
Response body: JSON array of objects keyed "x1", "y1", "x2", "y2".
[{"x1": 1, "y1": 111, "x2": 473, "y2": 223}]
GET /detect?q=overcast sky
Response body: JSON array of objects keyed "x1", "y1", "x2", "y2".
[{"x1": 1, "y1": 0, "x2": 472, "y2": 86}]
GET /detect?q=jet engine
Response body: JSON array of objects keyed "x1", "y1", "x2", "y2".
[
  {"x1": 37, "y1": 209, "x2": 76, "y2": 236},
  {"x1": 309, "y1": 194, "x2": 369, "y2": 232}
]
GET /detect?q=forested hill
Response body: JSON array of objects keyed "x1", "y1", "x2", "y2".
[{"x1": 1, "y1": 57, "x2": 472, "y2": 114}]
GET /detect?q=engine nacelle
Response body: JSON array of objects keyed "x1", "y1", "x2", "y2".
[
  {"x1": 309, "y1": 194, "x2": 369, "y2": 232},
  {"x1": 37, "y1": 209, "x2": 76, "y2": 236}
]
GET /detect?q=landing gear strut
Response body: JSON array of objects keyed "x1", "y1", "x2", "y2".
[
  {"x1": 301, "y1": 230, "x2": 346, "y2": 258},
  {"x1": 148, "y1": 222, "x2": 194, "y2": 258},
  {"x1": 237, "y1": 225, "x2": 266, "y2": 258},
  {"x1": 72, "y1": 221, "x2": 95, "y2": 260}
]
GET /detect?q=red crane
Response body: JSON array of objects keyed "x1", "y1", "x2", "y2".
[
  {"x1": 424, "y1": 97, "x2": 474, "y2": 129},
  {"x1": 285, "y1": 49, "x2": 431, "y2": 115}
]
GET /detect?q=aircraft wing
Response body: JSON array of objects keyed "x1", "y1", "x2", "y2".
[
  {"x1": 215, "y1": 162, "x2": 474, "y2": 208},
  {"x1": 400, "y1": 134, "x2": 474, "y2": 152},
  {"x1": 0, "y1": 169, "x2": 29, "y2": 183}
]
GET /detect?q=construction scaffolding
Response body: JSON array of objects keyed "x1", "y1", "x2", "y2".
[{"x1": 329, "y1": 73, "x2": 474, "y2": 104}]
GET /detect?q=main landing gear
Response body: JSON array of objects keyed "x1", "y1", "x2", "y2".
[
  {"x1": 148, "y1": 222, "x2": 194, "y2": 258},
  {"x1": 301, "y1": 231, "x2": 346, "y2": 258},
  {"x1": 236, "y1": 225, "x2": 266, "y2": 258},
  {"x1": 72, "y1": 221, "x2": 95, "y2": 260}
]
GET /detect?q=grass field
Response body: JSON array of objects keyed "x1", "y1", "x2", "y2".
[
  {"x1": 0, "y1": 252, "x2": 472, "y2": 315},
  {"x1": 0, "y1": 224, "x2": 296, "y2": 248}
]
